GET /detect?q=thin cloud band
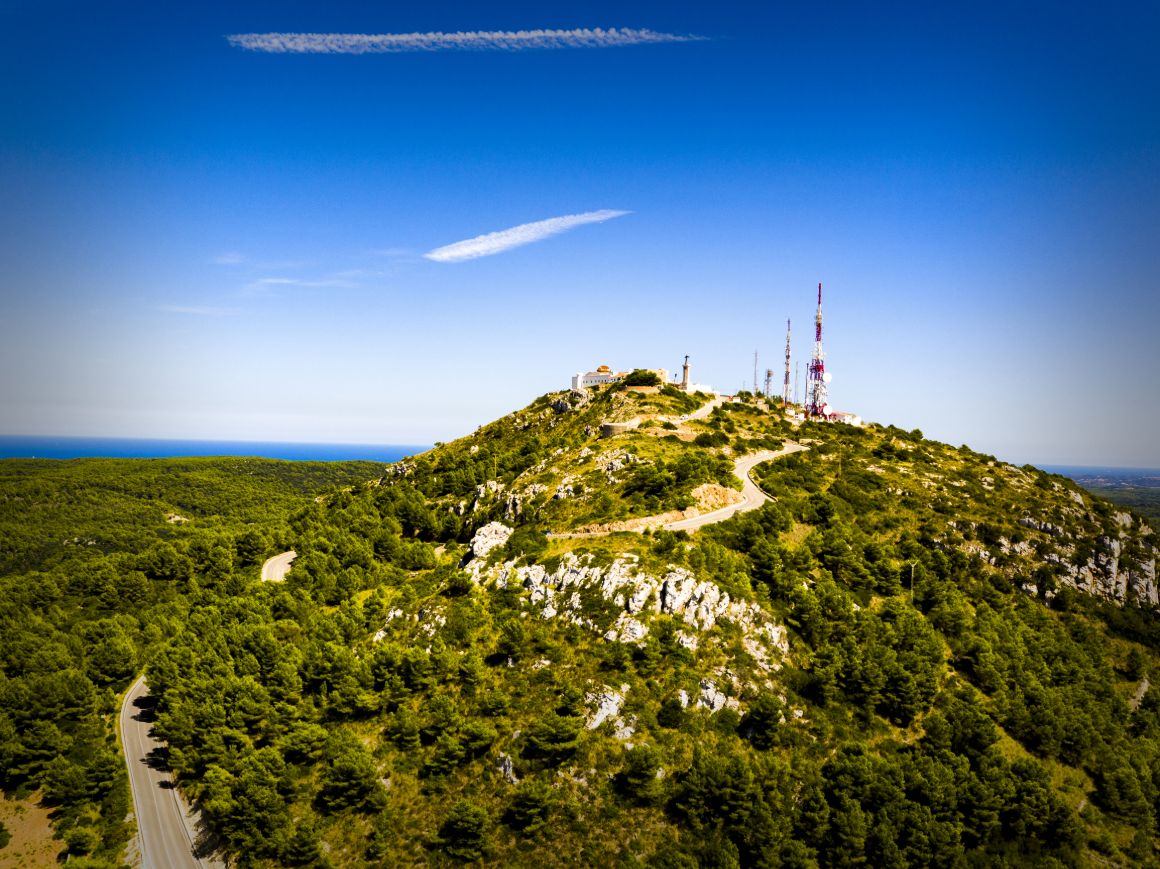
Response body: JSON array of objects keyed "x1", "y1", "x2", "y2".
[
  {"x1": 425, "y1": 210, "x2": 630, "y2": 263},
  {"x1": 227, "y1": 28, "x2": 704, "y2": 55}
]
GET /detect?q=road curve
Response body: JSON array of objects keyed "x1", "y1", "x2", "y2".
[
  {"x1": 664, "y1": 442, "x2": 807, "y2": 532},
  {"x1": 120, "y1": 676, "x2": 224, "y2": 868},
  {"x1": 260, "y1": 549, "x2": 296, "y2": 581},
  {"x1": 685, "y1": 394, "x2": 728, "y2": 421}
]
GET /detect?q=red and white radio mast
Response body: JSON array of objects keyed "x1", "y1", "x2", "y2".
[{"x1": 805, "y1": 282, "x2": 831, "y2": 418}]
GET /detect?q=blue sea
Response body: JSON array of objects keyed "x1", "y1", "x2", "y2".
[{"x1": 0, "y1": 436, "x2": 429, "y2": 463}]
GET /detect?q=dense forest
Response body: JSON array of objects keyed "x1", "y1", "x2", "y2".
[
  {"x1": 3, "y1": 386, "x2": 1160, "y2": 867},
  {"x1": 0, "y1": 456, "x2": 387, "y2": 865}
]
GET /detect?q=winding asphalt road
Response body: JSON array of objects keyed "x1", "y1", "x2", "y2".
[
  {"x1": 664, "y1": 442, "x2": 807, "y2": 532},
  {"x1": 552, "y1": 441, "x2": 807, "y2": 539},
  {"x1": 120, "y1": 676, "x2": 224, "y2": 868},
  {"x1": 260, "y1": 549, "x2": 296, "y2": 581}
]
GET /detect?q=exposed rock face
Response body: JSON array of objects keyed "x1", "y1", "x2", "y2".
[
  {"x1": 1013, "y1": 514, "x2": 1159, "y2": 607},
  {"x1": 470, "y1": 480, "x2": 505, "y2": 513},
  {"x1": 1019, "y1": 517, "x2": 1064, "y2": 537},
  {"x1": 585, "y1": 686, "x2": 636, "y2": 739},
  {"x1": 697, "y1": 679, "x2": 739, "y2": 713},
  {"x1": 555, "y1": 476, "x2": 580, "y2": 500},
  {"x1": 498, "y1": 753, "x2": 519, "y2": 784},
  {"x1": 469, "y1": 522, "x2": 513, "y2": 560},
  {"x1": 586, "y1": 686, "x2": 627, "y2": 729},
  {"x1": 505, "y1": 484, "x2": 547, "y2": 520},
  {"x1": 480, "y1": 551, "x2": 790, "y2": 675},
  {"x1": 595, "y1": 449, "x2": 639, "y2": 481},
  {"x1": 606, "y1": 612, "x2": 649, "y2": 644}
]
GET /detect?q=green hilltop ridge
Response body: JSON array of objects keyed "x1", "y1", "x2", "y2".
[
  {"x1": 152, "y1": 385, "x2": 1160, "y2": 867},
  {"x1": 3, "y1": 385, "x2": 1160, "y2": 866}
]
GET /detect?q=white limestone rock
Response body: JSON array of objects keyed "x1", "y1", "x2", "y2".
[
  {"x1": 586, "y1": 686, "x2": 627, "y2": 730},
  {"x1": 696, "y1": 679, "x2": 739, "y2": 713},
  {"x1": 605, "y1": 612, "x2": 649, "y2": 644},
  {"x1": 613, "y1": 717, "x2": 636, "y2": 741},
  {"x1": 470, "y1": 522, "x2": 513, "y2": 559}
]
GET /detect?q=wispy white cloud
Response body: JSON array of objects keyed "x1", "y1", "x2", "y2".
[
  {"x1": 226, "y1": 28, "x2": 703, "y2": 54},
  {"x1": 425, "y1": 210, "x2": 630, "y2": 263},
  {"x1": 246, "y1": 275, "x2": 362, "y2": 292},
  {"x1": 159, "y1": 305, "x2": 239, "y2": 316}
]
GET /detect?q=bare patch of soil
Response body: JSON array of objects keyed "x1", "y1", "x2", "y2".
[{"x1": 0, "y1": 792, "x2": 60, "y2": 868}]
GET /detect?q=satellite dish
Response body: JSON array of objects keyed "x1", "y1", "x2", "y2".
[{"x1": 822, "y1": 372, "x2": 833, "y2": 383}]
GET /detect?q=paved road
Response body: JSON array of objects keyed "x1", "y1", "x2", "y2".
[
  {"x1": 684, "y1": 394, "x2": 728, "y2": 421},
  {"x1": 664, "y1": 442, "x2": 807, "y2": 532},
  {"x1": 120, "y1": 676, "x2": 223, "y2": 869},
  {"x1": 550, "y1": 442, "x2": 807, "y2": 539},
  {"x1": 662, "y1": 394, "x2": 727, "y2": 426},
  {"x1": 260, "y1": 549, "x2": 296, "y2": 581}
]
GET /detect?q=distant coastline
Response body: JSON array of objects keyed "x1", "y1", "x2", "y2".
[
  {"x1": 1042, "y1": 465, "x2": 1160, "y2": 486},
  {"x1": 0, "y1": 435, "x2": 429, "y2": 463}
]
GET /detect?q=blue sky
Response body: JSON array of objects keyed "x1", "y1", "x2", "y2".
[{"x1": 1, "y1": 1, "x2": 1157, "y2": 466}]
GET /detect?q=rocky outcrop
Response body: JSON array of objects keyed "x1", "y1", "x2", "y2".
[
  {"x1": 697, "y1": 678, "x2": 739, "y2": 713},
  {"x1": 594, "y1": 449, "x2": 639, "y2": 481},
  {"x1": 1019, "y1": 517, "x2": 1064, "y2": 537},
  {"x1": 505, "y1": 484, "x2": 547, "y2": 520},
  {"x1": 1015, "y1": 515, "x2": 1159, "y2": 607},
  {"x1": 555, "y1": 476, "x2": 580, "y2": 500},
  {"x1": 498, "y1": 753, "x2": 519, "y2": 784},
  {"x1": 470, "y1": 480, "x2": 505, "y2": 513},
  {"x1": 481, "y1": 551, "x2": 789, "y2": 674},
  {"x1": 469, "y1": 522, "x2": 513, "y2": 560},
  {"x1": 586, "y1": 686, "x2": 627, "y2": 729}
]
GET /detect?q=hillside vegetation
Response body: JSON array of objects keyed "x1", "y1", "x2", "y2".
[
  {"x1": 145, "y1": 387, "x2": 1159, "y2": 867},
  {"x1": 0, "y1": 457, "x2": 388, "y2": 864},
  {"x1": 4, "y1": 388, "x2": 1160, "y2": 867}
]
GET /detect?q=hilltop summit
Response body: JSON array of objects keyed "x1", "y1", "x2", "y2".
[{"x1": 144, "y1": 384, "x2": 1160, "y2": 866}]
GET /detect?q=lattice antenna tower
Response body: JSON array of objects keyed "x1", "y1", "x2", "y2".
[
  {"x1": 764, "y1": 368, "x2": 773, "y2": 397},
  {"x1": 782, "y1": 318, "x2": 792, "y2": 406},
  {"x1": 805, "y1": 282, "x2": 830, "y2": 417}
]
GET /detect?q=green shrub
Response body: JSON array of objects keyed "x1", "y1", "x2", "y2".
[
  {"x1": 625, "y1": 369, "x2": 661, "y2": 387},
  {"x1": 439, "y1": 800, "x2": 491, "y2": 861}
]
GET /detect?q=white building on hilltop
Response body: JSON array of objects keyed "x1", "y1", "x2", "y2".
[
  {"x1": 571, "y1": 364, "x2": 626, "y2": 391},
  {"x1": 570, "y1": 364, "x2": 675, "y2": 392}
]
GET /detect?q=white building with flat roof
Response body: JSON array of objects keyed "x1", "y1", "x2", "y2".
[
  {"x1": 571, "y1": 365, "x2": 674, "y2": 392},
  {"x1": 571, "y1": 365, "x2": 626, "y2": 391}
]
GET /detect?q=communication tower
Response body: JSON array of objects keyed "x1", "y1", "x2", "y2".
[
  {"x1": 805, "y1": 282, "x2": 832, "y2": 418},
  {"x1": 764, "y1": 368, "x2": 773, "y2": 397},
  {"x1": 782, "y1": 319, "x2": 792, "y2": 406}
]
